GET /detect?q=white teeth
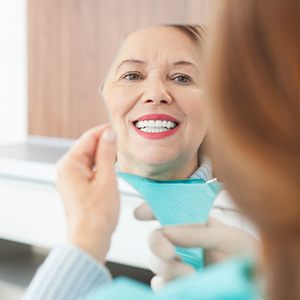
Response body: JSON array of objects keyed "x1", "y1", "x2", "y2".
[
  {"x1": 140, "y1": 127, "x2": 168, "y2": 133},
  {"x1": 135, "y1": 119, "x2": 178, "y2": 130},
  {"x1": 148, "y1": 120, "x2": 155, "y2": 127},
  {"x1": 156, "y1": 120, "x2": 162, "y2": 127},
  {"x1": 135, "y1": 121, "x2": 144, "y2": 128}
]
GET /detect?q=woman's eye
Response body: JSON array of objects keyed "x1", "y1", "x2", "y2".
[
  {"x1": 122, "y1": 73, "x2": 143, "y2": 81},
  {"x1": 173, "y1": 75, "x2": 192, "y2": 84}
]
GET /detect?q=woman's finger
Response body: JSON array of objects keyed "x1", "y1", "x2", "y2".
[
  {"x1": 150, "y1": 275, "x2": 167, "y2": 292},
  {"x1": 149, "y1": 253, "x2": 194, "y2": 280},
  {"x1": 162, "y1": 222, "x2": 257, "y2": 257},
  {"x1": 149, "y1": 230, "x2": 177, "y2": 261},
  {"x1": 95, "y1": 127, "x2": 117, "y2": 179},
  {"x1": 134, "y1": 202, "x2": 156, "y2": 221},
  {"x1": 161, "y1": 223, "x2": 224, "y2": 250},
  {"x1": 68, "y1": 124, "x2": 111, "y2": 168}
]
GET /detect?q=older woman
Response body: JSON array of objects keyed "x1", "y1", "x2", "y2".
[
  {"x1": 102, "y1": 23, "x2": 255, "y2": 235},
  {"x1": 100, "y1": 24, "x2": 255, "y2": 271}
]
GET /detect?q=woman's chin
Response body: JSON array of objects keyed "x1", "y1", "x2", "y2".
[{"x1": 136, "y1": 152, "x2": 179, "y2": 168}]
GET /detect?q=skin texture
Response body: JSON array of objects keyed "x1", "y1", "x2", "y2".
[{"x1": 102, "y1": 26, "x2": 207, "y2": 180}]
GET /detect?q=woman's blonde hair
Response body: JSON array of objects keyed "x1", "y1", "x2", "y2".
[{"x1": 165, "y1": 24, "x2": 206, "y2": 45}]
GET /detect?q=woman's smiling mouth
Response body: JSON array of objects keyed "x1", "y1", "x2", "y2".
[{"x1": 132, "y1": 114, "x2": 180, "y2": 139}]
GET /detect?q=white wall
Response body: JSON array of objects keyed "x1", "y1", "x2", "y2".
[{"x1": 0, "y1": 0, "x2": 27, "y2": 145}]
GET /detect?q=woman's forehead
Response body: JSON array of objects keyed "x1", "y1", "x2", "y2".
[{"x1": 113, "y1": 27, "x2": 200, "y2": 67}]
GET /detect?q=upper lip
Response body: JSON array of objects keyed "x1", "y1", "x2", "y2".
[{"x1": 132, "y1": 114, "x2": 180, "y2": 124}]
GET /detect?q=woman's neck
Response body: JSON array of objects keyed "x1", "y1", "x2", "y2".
[{"x1": 117, "y1": 155, "x2": 199, "y2": 180}]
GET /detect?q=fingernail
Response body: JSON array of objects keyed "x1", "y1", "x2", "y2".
[{"x1": 103, "y1": 129, "x2": 116, "y2": 142}]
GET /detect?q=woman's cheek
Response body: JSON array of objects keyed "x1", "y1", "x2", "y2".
[{"x1": 104, "y1": 92, "x2": 125, "y2": 120}]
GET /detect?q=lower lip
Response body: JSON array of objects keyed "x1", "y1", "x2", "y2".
[{"x1": 132, "y1": 125, "x2": 180, "y2": 139}]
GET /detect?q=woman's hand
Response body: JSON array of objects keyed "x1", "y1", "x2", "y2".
[
  {"x1": 147, "y1": 220, "x2": 258, "y2": 290},
  {"x1": 135, "y1": 204, "x2": 257, "y2": 290},
  {"x1": 56, "y1": 124, "x2": 119, "y2": 263}
]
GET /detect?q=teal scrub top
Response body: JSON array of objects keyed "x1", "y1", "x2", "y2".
[{"x1": 85, "y1": 257, "x2": 258, "y2": 300}]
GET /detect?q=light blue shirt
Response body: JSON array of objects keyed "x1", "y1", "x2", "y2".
[{"x1": 23, "y1": 244, "x2": 111, "y2": 300}]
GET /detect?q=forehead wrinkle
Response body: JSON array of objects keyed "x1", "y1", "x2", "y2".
[
  {"x1": 172, "y1": 60, "x2": 199, "y2": 71},
  {"x1": 113, "y1": 49, "x2": 199, "y2": 77},
  {"x1": 116, "y1": 59, "x2": 146, "y2": 71},
  {"x1": 112, "y1": 26, "x2": 201, "y2": 74}
]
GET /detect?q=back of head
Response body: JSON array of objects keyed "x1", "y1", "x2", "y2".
[{"x1": 205, "y1": 0, "x2": 299, "y2": 299}]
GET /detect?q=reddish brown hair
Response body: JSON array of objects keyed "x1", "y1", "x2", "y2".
[{"x1": 206, "y1": 0, "x2": 299, "y2": 299}]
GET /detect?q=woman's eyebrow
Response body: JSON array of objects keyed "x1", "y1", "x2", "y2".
[
  {"x1": 172, "y1": 61, "x2": 198, "y2": 70},
  {"x1": 115, "y1": 59, "x2": 198, "y2": 72},
  {"x1": 116, "y1": 59, "x2": 146, "y2": 71}
]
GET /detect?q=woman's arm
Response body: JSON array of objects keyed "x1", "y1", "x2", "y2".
[
  {"x1": 24, "y1": 124, "x2": 119, "y2": 300},
  {"x1": 23, "y1": 244, "x2": 111, "y2": 300}
]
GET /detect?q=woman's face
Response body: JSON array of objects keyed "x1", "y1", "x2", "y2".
[{"x1": 102, "y1": 27, "x2": 207, "y2": 175}]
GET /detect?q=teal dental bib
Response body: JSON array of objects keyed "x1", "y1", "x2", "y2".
[{"x1": 117, "y1": 172, "x2": 221, "y2": 270}]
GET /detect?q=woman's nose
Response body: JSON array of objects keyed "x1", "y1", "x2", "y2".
[{"x1": 141, "y1": 80, "x2": 173, "y2": 105}]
